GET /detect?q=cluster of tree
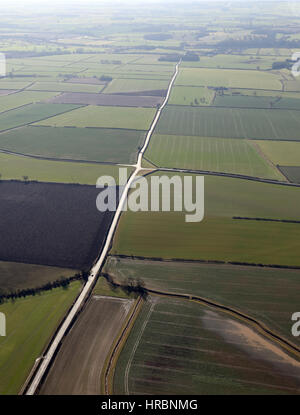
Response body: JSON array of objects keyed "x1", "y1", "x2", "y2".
[
  {"x1": 272, "y1": 59, "x2": 293, "y2": 70},
  {"x1": 99, "y1": 75, "x2": 113, "y2": 81},
  {"x1": 182, "y1": 52, "x2": 199, "y2": 61},
  {"x1": 216, "y1": 36, "x2": 300, "y2": 50},
  {"x1": 0, "y1": 271, "x2": 89, "y2": 304},
  {"x1": 102, "y1": 273, "x2": 148, "y2": 299},
  {"x1": 158, "y1": 53, "x2": 182, "y2": 62}
]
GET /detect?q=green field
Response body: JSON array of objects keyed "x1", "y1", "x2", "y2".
[
  {"x1": 155, "y1": 106, "x2": 300, "y2": 141},
  {"x1": 0, "y1": 80, "x2": 33, "y2": 90},
  {"x1": 181, "y1": 54, "x2": 278, "y2": 70},
  {"x1": 0, "y1": 260, "x2": 76, "y2": 293},
  {"x1": 0, "y1": 152, "x2": 129, "y2": 184},
  {"x1": 93, "y1": 276, "x2": 136, "y2": 299},
  {"x1": 213, "y1": 94, "x2": 300, "y2": 109},
  {"x1": 254, "y1": 140, "x2": 300, "y2": 166},
  {"x1": 278, "y1": 166, "x2": 300, "y2": 184},
  {"x1": 28, "y1": 81, "x2": 104, "y2": 93},
  {"x1": 168, "y1": 86, "x2": 214, "y2": 106},
  {"x1": 0, "y1": 126, "x2": 145, "y2": 164},
  {"x1": 0, "y1": 103, "x2": 81, "y2": 132},
  {"x1": 111, "y1": 173, "x2": 300, "y2": 266},
  {"x1": 145, "y1": 134, "x2": 283, "y2": 180},
  {"x1": 113, "y1": 297, "x2": 300, "y2": 395},
  {"x1": 36, "y1": 105, "x2": 155, "y2": 130},
  {"x1": 0, "y1": 91, "x2": 59, "y2": 113},
  {"x1": 104, "y1": 257, "x2": 300, "y2": 346},
  {"x1": 0, "y1": 282, "x2": 81, "y2": 394},
  {"x1": 103, "y1": 78, "x2": 169, "y2": 94},
  {"x1": 175, "y1": 68, "x2": 282, "y2": 90}
]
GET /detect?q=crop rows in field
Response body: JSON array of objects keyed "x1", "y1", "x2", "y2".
[
  {"x1": 113, "y1": 297, "x2": 300, "y2": 395},
  {"x1": 104, "y1": 256, "x2": 300, "y2": 347},
  {"x1": 145, "y1": 134, "x2": 283, "y2": 180},
  {"x1": 155, "y1": 106, "x2": 300, "y2": 141}
]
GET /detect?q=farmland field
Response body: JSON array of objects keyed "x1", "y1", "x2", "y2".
[
  {"x1": 104, "y1": 257, "x2": 300, "y2": 346},
  {"x1": 0, "y1": 103, "x2": 81, "y2": 132},
  {"x1": 0, "y1": 126, "x2": 145, "y2": 164},
  {"x1": 111, "y1": 173, "x2": 300, "y2": 266},
  {"x1": 0, "y1": 260, "x2": 76, "y2": 293},
  {"x1": 35, "y1": 105, "x2": 155, "y2": 130},
  {"x1": 168, "y1": 86, "x2": 214, "y2": 106},
  {"x1": 113, "y1": 297, "x2": 300, "y2": 395},
  {"x1": 175, "y1": 68, "x2": 282, "y2": 90},
  {"x1": 28, "y1": 81, "x2": 104, "y2": 93},
  {"x1": 103, "y1": 78, "x2": 169, "y2": 94},
  {"x1": 213, "y1": 95, "x2": 300, "y2": 110},
  {"x1": 278, "y1": 166, "x2": 300, "y2": 184},
  {"x1": 155, "y1": 106, "x2": 300, "y2": 141},
  {"x1": 0, "y1": 282, "x2": 81, "y2": 395},
  {"x1": 145, "y1": 134, "x2": 283, "y2": 180},
  {"x1": 0, "y1": 181, "x2": 117, "y2": 269},
  {"x1": 48, "y1": 92, "x2": 163, "y2": 107},
  {"x1": 40, "y1": 295, "x2": 134, "y2": 395},
  {"x1": 0, "y1": 152, "x2": 126, "y2": 184},
  {"x1": 181, "y1": 54, "x2": 278, "y2": 70},
  {"x1": 254, "y1": 140, "x2": 300, "y2": 166},
  {"x1": 0, "y1": 91, "x2": 59, "y2": 113}
]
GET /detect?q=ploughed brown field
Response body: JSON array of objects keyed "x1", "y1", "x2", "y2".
[
  {"x1": 39, "y1": 295, "x2": 134, "y2": 395},
  {"x1": 0, "y1": 181, "x2": 117, "y2": 269},
  {"x1": 47, "y1": 92, "x2": 164, "y2": 107}
]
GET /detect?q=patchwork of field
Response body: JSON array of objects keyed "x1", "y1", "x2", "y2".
[
  {"x1": 40, "y1": 295, "x2": 134, "y2": 395},
  {"x1": 0, "y1": 282, "x2": 81, "y2": 395},
  {"x1": 213, "y1": 94, "x2": 300, "y2": 110},
  {"x1": 254, "y1": 140, "x2": 300, "y2": 166},
  {"x1": 168, "y1": 86, "x2": 215, "y2": 106},
  {"x1": 104, "y1": 257, "x2": 300, "y2": 346},
  {"x1": 175, "y1": 68, "x2": 282, "y2": 90},
  {"x1": 0, "y1": 80, "x2": 33, "y2": 90},
  {"x1": 145, "y1": 134, "x2": 283, "y2": 180},
  {"x1": 0, "y1": 181, "x2": 116, "y2": 269},
  {"x1": 0, "y1": 153, "x2": 126, "y2": 184},
  {"x1": 0, "y1": 91, "x2": 59, "y2": 113},
  {"x1": 28, "y1": 81, "x2": 104, "y2": 93},
  {"x1": 113, "y1": 297, "x2": 300, "y2": 395},
  {"x1": 155, "y1": 106, "x2": 300, "y2": 141},
  {"x1": 48, "y1": 92, "x2": 163, "y2": 107},
  {"x1": 0, "y1": 260, "x2": 76, "y2": 293},
  {"x1": 111, "y1": 173, "x2": 300, "y2": 266},
  {"x1": 0, "y1": 103, "x2": 81, "y2": 132},
  {"x1": 0, "y1": 126, "x2": 145, "y2": 164},
  {"x1": 35, "y1": 105, "x2": 155, "y2": 130},
  {"x1": 103, "y1": 78, "x2": 169, "y2": 94},
  {"x1": 181, "y1": 54, "x2": 279, "y2": 70}
]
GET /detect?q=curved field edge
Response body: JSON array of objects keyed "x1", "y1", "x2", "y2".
[
  {"x1": 112, "y1": 295, "x2": 300, "y2": 395},
  {"x1": 103, "y1": 256, "x2": 300, "y2": 350},
  {"x1": 0, "y1": 281, "x2": 82, "y2": 395}
]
